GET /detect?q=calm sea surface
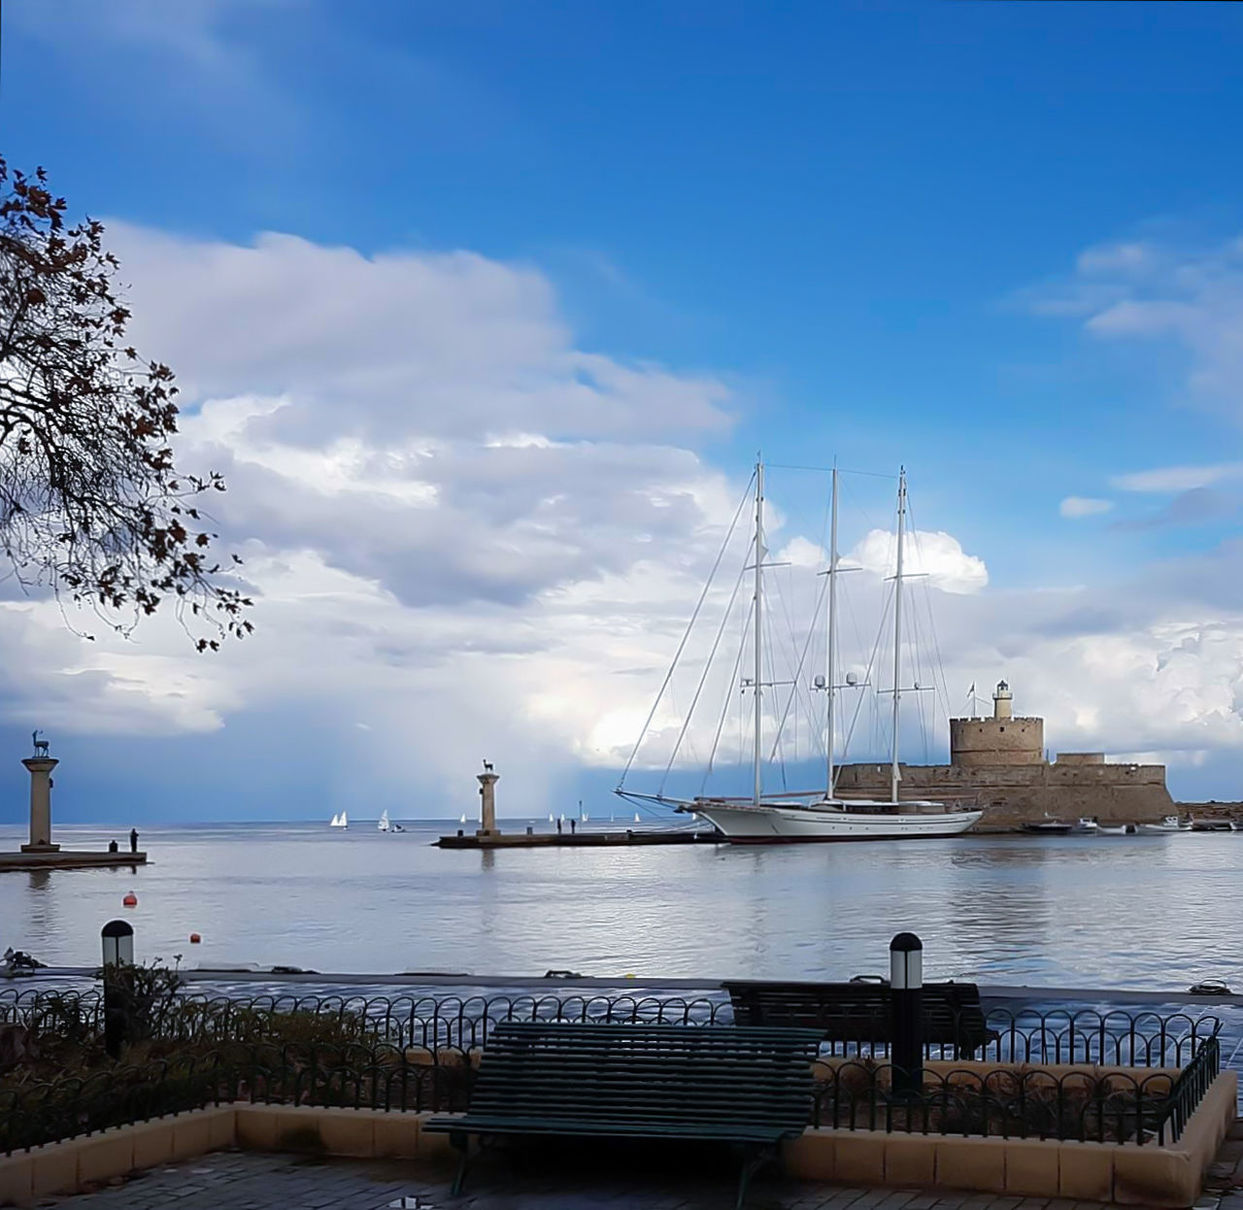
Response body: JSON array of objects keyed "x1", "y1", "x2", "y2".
[{"x1": 1, "y1": 820, "x2": 1240, "y2": 989}]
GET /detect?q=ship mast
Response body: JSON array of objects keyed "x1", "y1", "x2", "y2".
[
  {"x1": 890, "y1": 468, "x2": 907, "y2": 804},
  {"x1": 752, "y1": 460, "x2": 765, "y2": 806},
  {"x1": 825, "y1": 465, "x2": 839, "y2": 799}
]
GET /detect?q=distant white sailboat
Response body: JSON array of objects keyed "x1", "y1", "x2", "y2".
[
  {"x1": 329, "y1": 811, "x2": 348, "y2": 829},
  {"x1": 579, "y1": 800, "x2": 589, "y2": 822},
  {"x1": 378, "y1": 809, "x2": 390, "y2": 832},
  {"x1": 548, "y1": 812, "x2": 555, "y2": 823},
  {"x1": 634, "y1": 812, "x2": 641, "y2": 824},
  {"x1": 460, "y1": 812, "x2": 468, "y2": 825}
]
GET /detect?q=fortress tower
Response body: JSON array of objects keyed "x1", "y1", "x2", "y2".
[{"x1": 949, "y1": 680, "x2": 1044, "y2": 768}]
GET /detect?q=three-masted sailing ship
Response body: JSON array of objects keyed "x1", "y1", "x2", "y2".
[{"x1": 617, "y1": 462, "x2": 982, "y2": 842}]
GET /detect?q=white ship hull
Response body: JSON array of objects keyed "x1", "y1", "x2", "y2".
[{"x1": 690, "y1": 800, "x2": 982, "y2": 842}]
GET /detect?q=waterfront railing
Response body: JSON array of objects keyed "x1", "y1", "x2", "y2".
[{"x1": 0, "y1": 987, "x2": 1221, "y2": 1068}]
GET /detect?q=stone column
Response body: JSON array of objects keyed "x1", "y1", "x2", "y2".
[
  {"x1": 476, "y1": 771, "x2": 500, "y2": 837},
  {"x1": 21, "y1": 758, "x2": 60, "y2": 853}
]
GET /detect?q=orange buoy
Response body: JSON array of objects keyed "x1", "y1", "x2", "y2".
[
  {"x1": 189, "y1": 933, "x2": 201, "y2": 944},
  {"x1": 122, "y1": 892, "x2": 138, "y2": 907}
]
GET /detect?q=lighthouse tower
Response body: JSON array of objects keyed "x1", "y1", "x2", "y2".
[{"x1": 949, "y1": 680, "x2": 1043, "y2": 768}]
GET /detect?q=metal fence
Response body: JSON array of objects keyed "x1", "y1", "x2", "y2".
[
  {"x1": 0, "y1": 987, "x2": 1220, "y2": 1066},
  {"x1": 809, "y1": 1034, "x2": 1219, "y2": 1146},
  {"x1": 0, "y1": 989, "x2": 1223, "y2": 1156}
]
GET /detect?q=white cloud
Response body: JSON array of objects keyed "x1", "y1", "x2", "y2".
[
  {"x1": 1034, "y1": 230, "x2": 1243, "y2": 413},
  {"x1": 847, "y1": 529, "x2": 988, "y2": 595},
  {"x1": 8, "y1": 218, "x2": 1243, "y2": 811},
  {"x1": 108, "y1": 224, "x2": 733, "y2": 443},
  {"x1": 1110, "y1": 462, "x2": 1243, "y2": 493},
  {"x1": 1059, "y1": 496, "x2": 1114, "y2": 518},
  {"x1": 940, "y1": 606, "x2": 1243, "y2": 763},
  {"x1": 0, "y1": 221, "x2": 750, "y2": 811},
  {"x1": 774, "y1": 537, "x2": 827, "y2": 569},
  {"x1": 1075, "y1": 242, "x2": 1152, "y2": 275}
]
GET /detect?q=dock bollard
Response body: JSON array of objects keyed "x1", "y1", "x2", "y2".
[
  {"x1": 101, "y1": 919, "x2": 134, "y2": 1059},
  {"x1": 889, "y1": 932, "x2": 923, "y2": 1098}
]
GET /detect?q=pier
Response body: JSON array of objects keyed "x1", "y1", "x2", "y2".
[
  {"x1": 0, "y1": 736, "x2": 149, "y2": 873},
  {"x1": 0, "y1": 849, "x2": 147, "y2": 872},
  {"x1": 441, "y1": 760, "x2": 723, "y2": 848},
  {"x1": 436, "y1": 827, "x2": 721, "y2": 849}
]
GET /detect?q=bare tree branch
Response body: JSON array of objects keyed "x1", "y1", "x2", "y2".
[{"x1": 0, "y1": 156, "x2": 253, "y2": 650}]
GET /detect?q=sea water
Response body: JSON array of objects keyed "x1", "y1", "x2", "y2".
[{"x1": 1, "y1": 820, "x2": 1240, "y2": 990}]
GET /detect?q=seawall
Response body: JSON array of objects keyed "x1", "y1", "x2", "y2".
[{"x1": 833, "y1": 761, "x2": 1175, "y2": 830}]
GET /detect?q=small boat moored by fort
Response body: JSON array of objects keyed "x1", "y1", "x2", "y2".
[
  {"x1": 1021, "y1": 818, "x2": 1073, "y2": 835},
  {"x1": 1138, "y1": 815, "x2": 1190, "y2": 834}
]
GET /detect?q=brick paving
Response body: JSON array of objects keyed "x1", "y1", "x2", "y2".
[
  {"x1": 1205, "y1": 1121, "x2": 1243, "y2": 1210},
  {"x1": 44, "y1": 1134, "x2": 1243, "y2": 1210},
  {"x1": 35, "y1": 1119, "x2": 1243, "y2": 1210}
]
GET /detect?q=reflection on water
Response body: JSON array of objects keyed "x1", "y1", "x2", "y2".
[{"x1": 0, "y1": 821, "x2": 1239, "y2": 989}]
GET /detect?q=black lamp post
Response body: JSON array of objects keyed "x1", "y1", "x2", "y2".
[
  {"x1": 101, "y1": 919, "x2": 134, "y2": 1059},
  {"x1": 889, "y1": 931, "x2": 924, "y2": 1098}
]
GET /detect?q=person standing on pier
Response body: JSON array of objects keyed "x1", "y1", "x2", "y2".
[{"x1": 129, "y1": 828, "x2": 139, "y2": 854}]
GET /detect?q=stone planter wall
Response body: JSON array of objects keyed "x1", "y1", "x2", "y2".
[{"x1": 0, "y1": 1071, "x2": 1234, "y2": 1209}]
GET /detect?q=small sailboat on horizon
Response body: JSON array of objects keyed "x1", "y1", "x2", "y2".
[
  {"x1": 378, "y1": 809, "x2": 390, "y2": 832},
  {"x1": 329, "y1": 811, "x2": 348, "y2": 829}
]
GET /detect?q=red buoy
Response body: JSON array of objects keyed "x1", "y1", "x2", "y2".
[
  {"x1": 122, "y1": 892, "x2": 138, "y2": 907},
  {"x1": 189, "y1": 932, "x2": 201, "y2": 944}
]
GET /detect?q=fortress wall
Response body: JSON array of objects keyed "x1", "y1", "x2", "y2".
[
  {"x1": 1056, "y1": 752, "x2": 1105, "y2": 765},
  {"x1": 833, "y1": 760, "x2": 1175, "y2": 829},
  {"x1": 949, "y1": 716, "x2": 1044, "y2": 767}
]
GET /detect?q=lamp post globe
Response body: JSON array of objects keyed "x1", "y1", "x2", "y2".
[
  {"x1": 101, "y1": 919, "x2": 134, "y2": 968},
  {"x1": 889, "y1": 931, "x2": 923, "y2": 990}
]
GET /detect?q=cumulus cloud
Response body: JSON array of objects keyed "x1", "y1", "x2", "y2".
[
  {"x1": 8, "y1": 217, "x2": 1243, "y2": 812},
  {"x1": 847, "y1": 530, "x2": 988, "y2": 595},
  {"x1": 0, "y1": 221, "x2": 750, "y2": 811},
  {"x1": 932, "y1": 584, "x2": 1243, "y2": 766},
  {"x1": 108, "y1": 224, "x2": 733, "y2": 443},
  {"x1": 1059, "y1": 496, "x2": 1114, "y2": 519}
]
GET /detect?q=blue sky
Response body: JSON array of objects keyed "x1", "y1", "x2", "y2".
[{"x1": 3, "y1": 0, "x2": 1243, "y2": 821}]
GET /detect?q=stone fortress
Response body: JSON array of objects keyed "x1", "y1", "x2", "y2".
[{"x1": 833, "y1": 681, "x2": 1176, "y2": 830}]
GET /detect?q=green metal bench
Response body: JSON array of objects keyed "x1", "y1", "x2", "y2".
[
  {"x1": 723, "y1": 979, "x2": 996, "y2": 1058},
  {"x1": 424, "y1": 1020, "x2": 823, "y2": 1208}
]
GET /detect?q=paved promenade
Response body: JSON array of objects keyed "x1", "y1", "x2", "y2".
[{"x1": 43, "y1": 1125, "x2": 1243, "y2": 1210}]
